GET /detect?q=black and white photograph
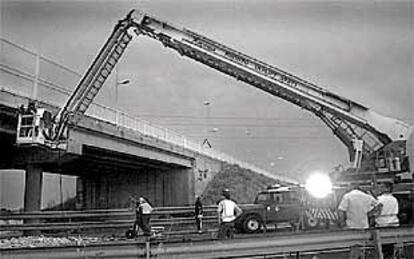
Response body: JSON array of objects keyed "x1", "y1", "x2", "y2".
[{"x1": 1, "y1": 0, "x2": 413, "y2": 258}]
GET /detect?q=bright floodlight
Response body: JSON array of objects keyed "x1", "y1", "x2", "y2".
[{"x1": 305, "y1": 173, "x2": 332, "y2": 198}]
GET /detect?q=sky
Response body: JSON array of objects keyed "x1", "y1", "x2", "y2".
[{"x1": 1, "y1": 0, "x2": 413, "y2": 207}]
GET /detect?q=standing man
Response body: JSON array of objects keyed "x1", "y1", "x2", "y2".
[
  {"x1": 338, "y1": 183, "x2": 382, "y2": 229},
  {"x1": 136, "y1": 197, "x2": 154, "y2": 236},
  {"x1": 195, "y1": 196, "x2": 204, "y2": 233},
  {"x1": 375, "y1": 181, "x2": 400, "y2": 259},
  {"x1": 217, "y1": 189, "x2": 242, "y2": 239},
  {"x1": 376, "y1": 181, "x2": 399, "y2": 227}
]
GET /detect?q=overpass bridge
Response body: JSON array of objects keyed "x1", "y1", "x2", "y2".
[{"x1": 0, "y1": 38, "x2": 296, "y2": 211}]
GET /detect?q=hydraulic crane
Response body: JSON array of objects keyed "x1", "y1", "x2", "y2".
[{"x1": 17, "y1": 10, "x2": 413, "y2": 176}]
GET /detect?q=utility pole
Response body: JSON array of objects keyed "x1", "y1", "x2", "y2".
[
  {"x1": 114, "y1": 64, "x2": 130, "y2": 108},
  {"x1": 202, "y1": 100, "x2": 212, "y2": 148}
]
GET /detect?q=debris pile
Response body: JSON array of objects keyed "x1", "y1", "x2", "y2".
[{"x1": 0, "y1": 235, "x2": 105, "y2": 249}]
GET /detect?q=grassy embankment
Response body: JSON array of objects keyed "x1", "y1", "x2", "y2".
[{"x1": 201, "y1": 164, "x2": 279, "y2": 205}]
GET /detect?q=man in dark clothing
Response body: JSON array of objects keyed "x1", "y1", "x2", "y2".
[{"x1": 195, "y1": 196, "x2": 203, "y2": 233}]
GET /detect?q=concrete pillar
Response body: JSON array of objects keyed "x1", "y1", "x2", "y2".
[
  {"x1": 24, "y1": 164, "x2": 43, "y2": 212},
  {"x1": 163, "y1": 172, "x2": 172, "y2": 206},
  {"x1": 185, "y1": 168, "x2": 195, "y2": 205},
  {"x1": 408, "y1": 130, "x2": 413, "y2": 177},
  {"x1": 23, "y1": 164, "x2": 43, "y2": 235},
  {"x1": 169, "y1": 168, "x2": 195, "y2": 206},
  {"x1": 83, "y1": 178, "x2": 93, "y2": 209},
  {"x1": 75, "y1": 177, "x2": 85, "y2": 210}
]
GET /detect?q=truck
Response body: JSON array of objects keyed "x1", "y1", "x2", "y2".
[
  {"x1": 235, "y1": 184, "x2": 339, "y2": 233},
  {"x1": 236, "y1": 181, "x2": 414, "y2": 233},
  {"x1": 16, "y1": 10, "x2": 413, "y2": 221}
]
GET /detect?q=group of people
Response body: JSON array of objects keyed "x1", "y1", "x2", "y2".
[
  {"x1": 337, "y1": 181, "x2": 400, "y2": 258},
  {"x1": 214, "y1": 181, "x2": 400, "y2": 239},
  {"x1": 130, "y1": 189, "x2": 242, "y2": 240},
  {"x1": 131, "y1": 181, "x2": 399, "y2": 242},
  {"x1": 338, "y1": 181, "x2": 399, "y2": 229}
]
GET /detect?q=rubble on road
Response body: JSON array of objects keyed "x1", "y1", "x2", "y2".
[{"x1": 0, "y1": 235, "x2": 115, "y2": 249}]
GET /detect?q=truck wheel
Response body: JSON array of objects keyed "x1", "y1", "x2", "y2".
[
  {"x1": 243, "y1": 215, "x2": 262, "y2": 233},
  {"x1": 305, "y1": 215, "x2": 319, "y2": 229},
  {"x1": 125, "y1": 228, "x2": 137, "y2": 239}
]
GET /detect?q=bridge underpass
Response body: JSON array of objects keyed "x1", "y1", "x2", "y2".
[
  {"x1": 0, "y1": 38, "x2": 295, "y2": 216},
  {"x1": 0, "y1": 89, "x2": 225, "y2": 210}
]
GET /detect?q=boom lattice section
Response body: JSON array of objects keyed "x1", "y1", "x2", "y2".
[{"x1": 53, "y1": 12, "x2": 135, "y2": 140}]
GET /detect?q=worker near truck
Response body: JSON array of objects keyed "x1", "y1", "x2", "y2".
[
  {"x1": 195, "y1": 196, "x2": 204, "y2": 233},
  {"x1": 375, "y1": 182, "x2": 400, "y2": 259},
  {"x1": 217, "y1": 189, "x2": 242, "y2": 239},
  {"x1": 338, "y1": 183, "x2": 382, "y2": 229},
  {"x1": 376, "y1": 181, "x2": 399, "y2": 227}
]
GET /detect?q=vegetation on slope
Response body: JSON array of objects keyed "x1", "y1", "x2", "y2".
[{"x1": 201, "y1": 163, "x2": 278, "y2": 205}]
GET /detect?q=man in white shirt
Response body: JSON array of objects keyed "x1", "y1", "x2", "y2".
[
  {"x1": 137, "y1": 197, "x2": 154, "y2": 236},
  {"x1": 376, "y1": 181, "x2": 399, "y2": 227},
  {"x1": 338, "y1": 183, "x2": 381, "y2": 229},
  {"x1": 217, "y1": 189, "x2": 242, "y2": 239}
]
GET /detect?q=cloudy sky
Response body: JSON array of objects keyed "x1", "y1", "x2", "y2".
[{"x1": 1, "y1": 0, "x2": 413, "y2": 207}]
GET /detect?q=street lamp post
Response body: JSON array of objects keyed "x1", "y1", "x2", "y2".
[
  {"x1": 114, "y1": 65, "x2": 130, "y2": 125},
  {"x1": 202, "y1": 101, "x2": 212, "y2": 148},
  {"x1": 114, "y1": 65, "x2": 130, "y2": 108}
]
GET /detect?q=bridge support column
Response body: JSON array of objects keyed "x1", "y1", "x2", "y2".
[
  {"x1": 75, "y1": 177, "x2": 85, "y2": 209},
  {"x1": 171, "y1": 168, "x2": 194, "y2": 206},
  {"x1": 23, "y1": 164, "x2": 43, "y2": 236}
]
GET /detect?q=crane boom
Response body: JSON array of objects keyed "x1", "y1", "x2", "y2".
[
  {"x1": 131, "y1": 11, "x2": 412, "y2": 165},
  {"x1": 52, "y1": 11, "x2": 136, "y2": 141}
]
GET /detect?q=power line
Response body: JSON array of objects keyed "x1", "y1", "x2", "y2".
[
  {"x1": 186, "y1": 135, "x2": 336, "y2": 140},
  {"x1": 157, "y1": 123, "x2": 324, "y2": 128},
  {"x1": 136, "y1": 114, "x2": 414, "y2": 122},
  {"x1": 138, "y1": 114, "x2": 318, "y2": 121}
]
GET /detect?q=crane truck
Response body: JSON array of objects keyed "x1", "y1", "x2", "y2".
[{"x1": 16, "y1": 10, "x2": 413, "y2": 229}]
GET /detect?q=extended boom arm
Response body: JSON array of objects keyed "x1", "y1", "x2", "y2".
[
  {"x1": 18, "y1": 10, "x2": 412, "y2": 168},
  {"x1": 131, "y1": 10, "x2": 412, "y2": 165},
  {"x1": 52, "y1": 11, "x2": 136, "y2": 141}
]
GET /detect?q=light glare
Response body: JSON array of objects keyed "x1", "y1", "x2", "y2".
[{"x1": 305, "y1": 173, "x2": 332, "y2": 198}]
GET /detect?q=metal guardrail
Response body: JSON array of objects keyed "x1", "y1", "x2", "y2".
[
  {"x1": 1, "y1": 227, "x2": 413, "y2": 259},
  {"x1": 0, "y1": 206, "x2": 219, "y2": 232},
  {"x1": 2, "y1": 208, "x2": 414, "y2": 258},
  {"x1": 153, "y1": 227, "x2": 414, "y2": 258},
  {"x1": 0, "y1": 38, "x2": 296, "y2": 183}
]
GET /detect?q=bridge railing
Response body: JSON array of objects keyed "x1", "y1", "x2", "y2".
[{"x1": 0, "y1": 38, "x2": 295, "y2": 183}]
